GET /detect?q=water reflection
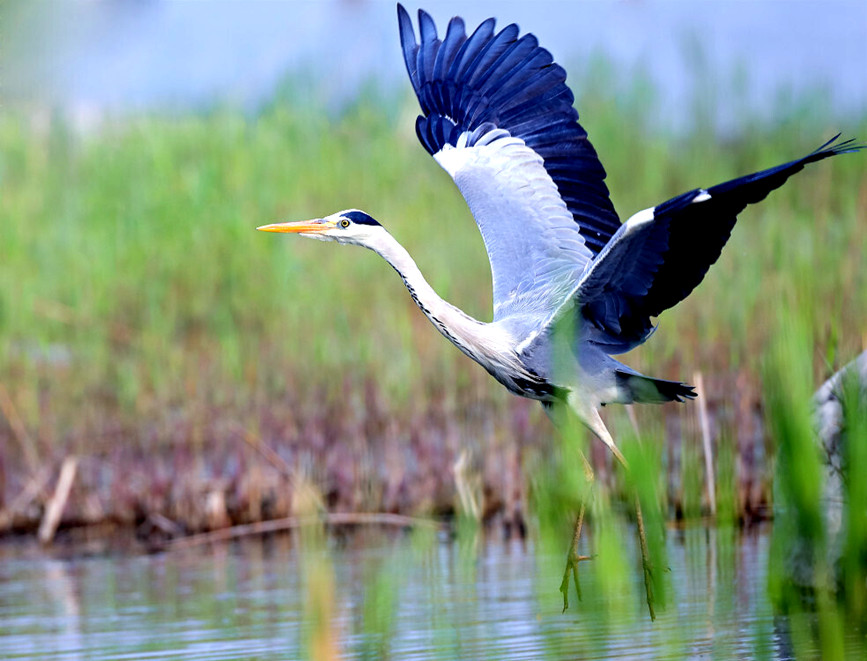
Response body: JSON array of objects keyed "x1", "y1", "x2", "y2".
[{"x1": 0, "y1": 525, "x2": 851, "y2": 659}]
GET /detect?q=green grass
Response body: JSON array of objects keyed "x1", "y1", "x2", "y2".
[{"x1": 2, "y1": 100, "x2": 863, "y2": 403}]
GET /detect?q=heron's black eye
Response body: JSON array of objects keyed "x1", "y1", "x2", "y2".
[{"x1": 340, "y1": 218, "x2": 350, "y2": 228}]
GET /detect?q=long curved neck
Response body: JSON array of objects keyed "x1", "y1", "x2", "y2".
[{"x1": 368, "y1": 231, "x2": 493, "y2": 359}]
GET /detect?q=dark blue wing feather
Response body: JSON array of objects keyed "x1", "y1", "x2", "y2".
[
  {"x1": 576, "y1": 136, "x2": 863, "y2": 346},
  {"x1": 397, "y1": 7, "x2": 420, "y2": 90},
  {"x1": 396, "y1": 4, "x2": 620, "y2": 255}
]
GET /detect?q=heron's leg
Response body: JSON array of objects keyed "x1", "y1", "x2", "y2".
[
  {"x1": 634, "y1": 493, "x2": 656, "y2": 620},
  {"x1": 564, "y1": 401, "x2": 657, "y2": 619},
  {"x1": 600, "y1": 439, "x2": 657, "y2": 621},
  {"x1": 559, "y1": 450, "x2": 595, "y2": 612}
]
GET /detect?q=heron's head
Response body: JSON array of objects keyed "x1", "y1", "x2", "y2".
[{"x1": 257, "y1": 209, "x2": 384, "y2": 248}]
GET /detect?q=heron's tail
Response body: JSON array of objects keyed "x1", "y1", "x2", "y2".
[{"x1": 614, "y1": 370, "x2": 697, "y2": 404}]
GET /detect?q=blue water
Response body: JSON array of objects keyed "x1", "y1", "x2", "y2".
[{"x1": 0, "y1": 524, "x2": 839, "y2": 660}]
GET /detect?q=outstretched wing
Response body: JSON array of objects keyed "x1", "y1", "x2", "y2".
[
  {"x1": 397, "y1": 4, "x2": 620, "y2": 323},
  {"x1": 569, "y1": 135, "x2": 862, "y2": 351}
]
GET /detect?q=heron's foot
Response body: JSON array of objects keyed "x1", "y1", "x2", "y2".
[
  {"x1": 560, "y1": 503, "x2": 594, "y2": 612},
  {"x1": 559, "y1": 547, "x2": 593, "y2": 612}
]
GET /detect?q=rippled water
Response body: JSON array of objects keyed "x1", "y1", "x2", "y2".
[{"x1": 0, "y1": 524, "x2": 848, "y2": 659}]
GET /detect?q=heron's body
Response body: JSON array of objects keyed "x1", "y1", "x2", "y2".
[{"x1": 259, "y1": 5, "x2": 861, "y2": 460}]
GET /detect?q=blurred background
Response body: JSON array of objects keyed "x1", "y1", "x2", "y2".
[
  {"x1": 5, "y1": 1, "x2": 867, "y2": 127},
  {"x1": 1, "y1": 1, "x2": 866, "y2": 659}
]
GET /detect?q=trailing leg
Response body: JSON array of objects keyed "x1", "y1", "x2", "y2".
[
  {"x1": 634, "y1": 493, "x2": 656, "y2": 621},
  {"x1": 559, "y1": 450, "x2": 595, "y2": 611},
  {"x1": 558, "y1": 398, "x2": 658, "y2": 619}
]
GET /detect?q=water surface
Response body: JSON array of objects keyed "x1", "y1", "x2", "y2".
[{"x1": 0, "y1": 524, "x2": 835, "y2": 659}]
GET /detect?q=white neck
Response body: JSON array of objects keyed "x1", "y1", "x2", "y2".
[{"x1": 367, "y1": 231, "x2": 500, "y2": 363}]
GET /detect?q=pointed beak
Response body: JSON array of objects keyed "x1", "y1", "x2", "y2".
[{"x1": 256, "y1": 219, "x2": 335, "y2": 234}]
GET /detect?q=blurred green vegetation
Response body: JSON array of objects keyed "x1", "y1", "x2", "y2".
[
  {"x1": 1, "y1": 77, "x2": 863, "y2": 440},
  {"x1": 0, "y1": 62, "x2": 865, "y2": 657},
  {"x1": 1, "y1": 62, "x2": 866, "y2": 510},
  {"x1": 763, "y1": 301, "x2": 867, "y2": 658}
]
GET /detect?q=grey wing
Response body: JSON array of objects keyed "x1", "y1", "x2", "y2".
[
  {"x1": 397, "y1": 5, "x2": 620, "y2": 325},
  {"x1": 560, "y1": 135, "x2": 862, "y2": 353}
]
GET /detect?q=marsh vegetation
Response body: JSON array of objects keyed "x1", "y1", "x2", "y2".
[{"x1": 1, "y1": 69, "x2": 865, "y2": 657}]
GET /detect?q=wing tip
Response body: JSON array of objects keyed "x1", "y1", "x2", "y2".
[
  {"x1": 418, "y1": 7, "x2": 438, "y2": 42},
  {"x1": 397, "y1": 3, "x2": 412, "y2": 33},
  {"x1": 813, "y1": 133, "x2": 865, "y2": 157}
]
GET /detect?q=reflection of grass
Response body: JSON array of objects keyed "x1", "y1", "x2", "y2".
[{"x1": 0, "y1": 72, "x2": 865, "y2": 549}]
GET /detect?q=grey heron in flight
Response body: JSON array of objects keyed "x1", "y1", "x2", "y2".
[
  {"x1": 259, "y1": 4, "x2": 861, "y2": 611},
  {"x1": 261, "y1": 4, "x2": 859, "y2": 460}
]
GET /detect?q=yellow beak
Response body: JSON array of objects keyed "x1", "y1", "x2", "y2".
[{"x1": 256, "y1": 219, "x2": 334, "y2": 233}]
